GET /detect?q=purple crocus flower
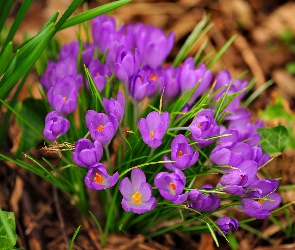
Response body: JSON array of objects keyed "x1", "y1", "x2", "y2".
[
  {"x1": 129, "y1": 69, "x2": 158, "y2": 103},
  {"x1": 72, "y1": 139, "x2": 103, "y2": 168},
  {"x1": 159, "y1": 65, "x2": 181, "y2": 100},
  {"x1": 47, "y1": 75, "x2": 79, "y2": 116},
  {"x1": 88, "y1": 59, "x2": 112, "y2": 92},
  {"x1": 250, "y1": 145, "x2": 270, "y2": 167},
  {"x1": 138, "y1": 111, "x2": 170, "y2": 148},
  {"x1": 40, "y1": 61, "x2": 57, "y2": 92},
  {"x1": 85, "y1": 110, "x2": 118, "y2": 146},
  {"x1": 213, "y1": 70, "x2": 247, "y2": 112},
  {"x1": 180, "y1": 58, "x2": 213, "y2": 105},
  {"x1": 43, "y1": 111, "x2": 70, "y2": 141},
  {"x1": 119, "y1": 168, "x2": 157, "y2": 214},
  {"x1": 164, "y1": 134, "x2": 199, "y2": 171},
  {"x1": 209, "y1": 141, "x2": 252, "y2": 167},
  {"x1": 85, "y1": 163, "x2": 119, "y2": 190},
  {"x1": 218, "y1": 160, "x2": 258, "y2": 195},
  {"x1": 189, "y1": 109, "x2": 220, "y2": 148},
  {"x1": 58, "y1": 40, "x2": 79, "y2": 61},
  {"x1": 103, "y1": 91, "x2": 125, "y2": 123},
  {"x1": 154, "y1": 169, "x2": 188, "y2": 204},
  {"x1": 188, "y1": 184, "x2": 221, "y2": 212},
  {"x1": 114, "y1": 45, "x2": 140, "y2": 84},
  {"x1": 92, "y1": 14, "x2": 118, "y2": 54},
  {"x1": 216, "y1": 217, "x2": 239, "y2": 235},
  {"x1": 241, "y1": 179, "x2": 281, "y2": 219},
  {"x1": 134, "y1": 23, "x2": 175, "y2": 69},
  {"x1": 82, "y1": 43, "x2": 95, "y2": 66}
]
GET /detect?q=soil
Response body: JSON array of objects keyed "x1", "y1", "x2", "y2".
[{"x1": 1, "y1": 0, "x2": 295, "y2": 249}]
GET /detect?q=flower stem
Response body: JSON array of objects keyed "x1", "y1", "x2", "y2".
[
  {"x1": 104, "y1": 145, "x2": 112, "y2": 170},
  {"x1": 168, "y1": 127, "x2": 189, "y2": 132}
]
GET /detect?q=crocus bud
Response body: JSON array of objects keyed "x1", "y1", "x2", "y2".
[
  {"x1": 43, "y1": 111, "x2": 70, "y2": 141},
  {"x1": 72, "y1": 139, "x2": 103, "y2": 168}
]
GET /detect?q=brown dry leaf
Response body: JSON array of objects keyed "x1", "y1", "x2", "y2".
[
  {"x1": 254, "y1": 243, "x2": 295, "y2": 250},
  {"x1": 219, "y1": 0, "x2": 254, "y2": 30},
  {"x1": 199, "y1": 233, "x2": 215, "y2": 250},
  {"x1": 252, "y1": 2, "x2": 295, "y2": 44},
  {"x1": 233, "y1": 34, "x2": 266, "y2": 88},
  {"x1": 272, "y1": 69, "x2": 295, "y2": 103},
  {"x1": 9, "y1": 176, "x2": 24, "y2": 216}
]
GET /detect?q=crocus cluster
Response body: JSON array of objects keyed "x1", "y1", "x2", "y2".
[{"x1": 40, "y1": 14, "x2": 282, "y2": 237}]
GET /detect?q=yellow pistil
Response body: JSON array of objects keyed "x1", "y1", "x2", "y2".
[
  {"x1": 97, "y1": 125, "x2": 104, "y2": 132},
  {"x1": 94, "y1": 173, "x2": 103, "y2": 184},
  {"x1": 150, "y1": 130, "x2": 155, "y2": 139},
  {"x1": 63, "y1": 96, "x2": 67, "y2": 101},
  {"x1": 177, "y1": 150, "x2": 183, "y2": 158},
  {"x1": 132, "y1": 191, "x2": 142, "y2": 204},
  {"x1": 169, "y1": 182, "x2": 176, "y2": 191}
]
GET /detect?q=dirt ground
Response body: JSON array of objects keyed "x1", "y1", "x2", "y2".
[{"x1": 1, "y1": 0, "x2": 295, "y2": 249}]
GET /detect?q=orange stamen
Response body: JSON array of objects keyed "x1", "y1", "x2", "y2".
[
  {"x1": 197, "y1": 124, "x2": 203, "y2": 129},
  {"x1": 96, "y1": 72, "x2": 100, "y2": 76},
  {"x1": 97, "y1": 125, "x2": 104, "y2": 132},
  {"x1": 169, "y1": 182, "x2": 176, "y2": 191},
  {"x1": 177, "y1": 150, "x2": 183, "y2": 158},
  {"x1": 63, "y1": 96, "x2": 67, "y2": 101},
  {"x1": 132, "y1": 191, "x2": 142, "y2": 204},
  {"x1": 94, "y1": 173, "x2": 103, "y2": 184},
  {"x1": 258, "y1": 200, "x2": 263, "y2": 205},
  {"x1": 150, "y1": 74, "x2": 158, "y2": 82},
  {"x1": 150, "y1": 130, "x2": 155, "y2": 139}
]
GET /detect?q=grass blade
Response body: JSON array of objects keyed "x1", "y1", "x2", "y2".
[
  {"x1": 1, "y1": 0, "x2": 33, "y2": 49},
  {"x1": 173, "y1": 15, "x2": 210, "y2": 66},
  {"x1": 68, "y1": 225, "x2": 81, "y2": 250},
  {"x1": 0, "y1": 0, "x2": 14, "y2": 33},
  {"x1": 0, "y1": 42, "x2": 13, "y2": 75},
  {"x1": 0, "y1": 24, "x2": 55, "y2": 99},
  {"x1": 207, "y1": 34, "x2": 237, "y2": 69},
  {"x1": 61, "y1": 0, "x2": 132, "y2": 30}
]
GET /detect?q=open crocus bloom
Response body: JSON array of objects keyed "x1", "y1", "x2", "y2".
[
  {"x1": 138, "y1": 111, "x2": 170, "y2": 148},
  {"x1": 119, "y1": 168, "x2": 156, "y2": 214}
]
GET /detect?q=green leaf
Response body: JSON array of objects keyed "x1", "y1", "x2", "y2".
[
  {"x1": 54, "y1": 0, "x2": 84, "y2": 31},
  {"x1": 0, "y1": 209, "x2": 17, "y2": 250},
  {"x1": 207, "y1": 34, "x2": 237, "y2": 69},
  {"x1": 258, "y1": 97, "x2": 295, "y2": 149},
  {"x1": 0, "y1": 42, "x2": 13, "y2": 76},
  {"x1": 0, "y1": 23, "x2": 55, "y2": 99},
  {"x1": 1, "y1": 0, "x2": 33, "y2": 49},
  {"x1": 173, "y1": 15, "x2": 211, "y2": 66},
  {"x1": 61, "y1": 0, "x2": 132, "y2": 30},
  {"x1": 68, "y1": 225, "x2": 81, "y2": 250},
  {"x1": 0, "y1": 0, "x2": 14, "y2": 33},
  {"x1": 257, "y1": 125, "x2": 289, "y2": 155},
  {"x1": 15, "y1": 98, "x2": 47, "y2": 156}
]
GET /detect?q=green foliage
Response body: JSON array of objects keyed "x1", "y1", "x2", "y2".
[
  {"x1": 0, "y1": 209, "x2": 17, "y2": 250},
  {"x1": 68, "y1": 225, "x2": 81, "y2": 250},
  {"x1": 285, "y1": 62, "x2": 295, "y2": 75},
  {"x1": 258, "y1": 97, "x2": 295, "y2": 149},
  {"x1": 257, "y1": 125, "x2": 289, "y2": 155},
  {"x1": 15, "y1": 98, "x2": 48, "y2": 156}
]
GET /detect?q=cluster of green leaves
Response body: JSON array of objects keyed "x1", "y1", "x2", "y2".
[{"x1": 0, "y1": 209, "x2": 17, "y2": 250}]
